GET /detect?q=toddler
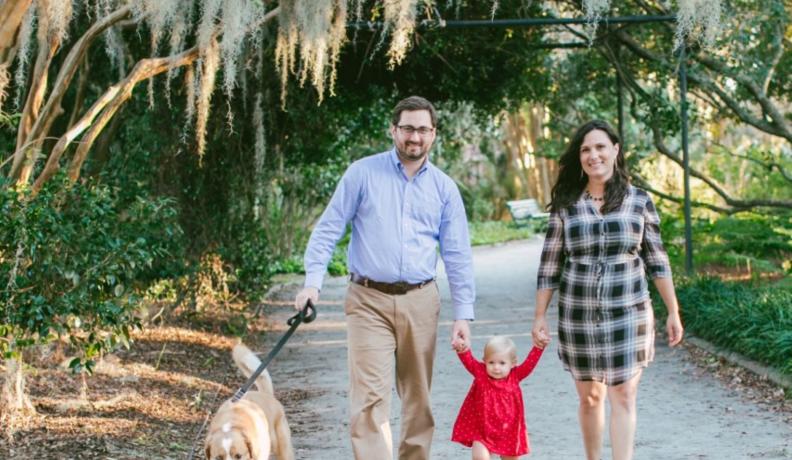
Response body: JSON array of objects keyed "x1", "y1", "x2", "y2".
[{"x1": 451, "y1": 334, "x2": 549, "y2": 459}]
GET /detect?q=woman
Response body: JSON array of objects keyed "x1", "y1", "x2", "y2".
[{"x1": 531, "y1": 120, "x2": 684, "y2": 460}]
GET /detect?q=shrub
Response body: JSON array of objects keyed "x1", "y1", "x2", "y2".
[
  {"x1": 0, "y1": 175, "x2": 183, "y2": 373},
  {"x1": 469, "y1": 220, "x2": 536, "y2": 246},
  {"x1": 658, "y1": 277, "x2": 792, "y2": 376},
  {"x1": 658, "y1": 211, "x2": 791, "y2": 276}
]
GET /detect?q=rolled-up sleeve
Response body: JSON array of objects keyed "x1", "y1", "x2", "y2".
[
  {"x1": 536, "y1": 211, "x2": 565, "y2": 290},
  {"x1": 439, "y1": 183, "x2": 475, "y2": 320},
  {"x1": 640, "y1": 194, "x2": 672, "y2": 280},
  {"x1": 303, "y1": 165, "x2": 361, "y2": 290}
]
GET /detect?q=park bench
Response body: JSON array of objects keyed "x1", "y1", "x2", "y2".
[{"x1": 506, "y1": 198, "x2": 550, "y2": 229}]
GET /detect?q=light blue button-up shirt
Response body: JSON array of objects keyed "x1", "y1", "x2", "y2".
[{"x1": 304, "y1": 148, "x2": 475, "y2": 320}]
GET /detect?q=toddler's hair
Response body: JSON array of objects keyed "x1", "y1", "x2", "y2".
[{"x1": 483, "y1": 336, "x2": 517, "y2": 365}]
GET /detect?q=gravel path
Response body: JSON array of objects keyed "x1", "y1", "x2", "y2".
[{"x1": 258, "y1": 238, "x2": 791, "y2": 459}]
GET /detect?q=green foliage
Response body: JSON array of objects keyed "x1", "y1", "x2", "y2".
[
  {"x1": 657, "y1": 208, "x2": 792, "y2": 275},
  {"x1": 434, "y1": 102, "x2": 511, "y2": 222},
  {"x1": 0, "y1": 111, "x2": 20, "y2": 130},
  {"x1": 651, "y1": 206, "x2": 791, "y2": 377},
  {"x1": 663, "y1": 277, "x2": 792, "y2": 376},
  {"x1": 220, "y1": 225, "x2": 275, "y2": 302},
  {"x1": 0, "y1": 174, "x2": 183, "y2": 372},
  {"x1": 468, "y1": 220, "x2": 537, "y2": 246},
  {"x1": 325, "y1": 229, "x2": 351, "y2": 277},
  {"x1": 218, "y1": 158, "x2": 349, "y2": 298},
  {"x1": 327, "y1": 246, "x2": 350, "y2": 277},
  {"x1": 262, "y1": 229, "x2": 349, "y2": 278},
  {"x1": 333, "y1": 1, "x2": 551, "y2": 114}
]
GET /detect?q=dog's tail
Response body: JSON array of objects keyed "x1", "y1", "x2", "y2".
[{"x1": 232, "y1": 343, "x2": 275, "y2": 395}]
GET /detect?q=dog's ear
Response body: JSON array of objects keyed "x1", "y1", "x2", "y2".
[{"x1": 204, "y1": 443, "x2": 211, "y2": 460}]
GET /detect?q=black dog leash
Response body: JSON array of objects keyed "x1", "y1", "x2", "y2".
[
  {"x1": 231, "y1": 300, "x2": 316, "y2": 402},
  {"x1": 187, "y1": 301, "x2": 317, "y2": 459}
]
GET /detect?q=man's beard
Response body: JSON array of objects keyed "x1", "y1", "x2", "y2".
[{"x1": 397, "y1": 143, "x2": 428, "y2": 162}]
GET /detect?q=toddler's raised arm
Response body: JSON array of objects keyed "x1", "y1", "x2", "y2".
[
  {"x1": 514, "y1": 346, "x2": 545, "y2": 381},
  {"x1": 456, "y1": 349, "x2": 486, "y2": 378}
]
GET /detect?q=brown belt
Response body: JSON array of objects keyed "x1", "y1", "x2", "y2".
[{"x1": 350, "y1": 273, "x2": 434, "y2": 295}]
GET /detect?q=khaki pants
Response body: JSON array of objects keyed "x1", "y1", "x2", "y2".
[{"x1": 344, "y1": 281, "x2": 441, "y2": 460}]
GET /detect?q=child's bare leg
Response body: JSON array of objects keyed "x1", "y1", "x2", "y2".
[
  {"x1": 500, "y1": 456, "x2": 519, "y2": 460},
  {"x1": 472, "y1": 441, "x2": 491, "y2": 460}
]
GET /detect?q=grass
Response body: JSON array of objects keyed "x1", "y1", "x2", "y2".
[{"x1": 468, "y1": 220, "x2": 540, "y2": 246}]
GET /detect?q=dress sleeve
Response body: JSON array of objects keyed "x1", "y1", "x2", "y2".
[
  {"x1": 457, "y1": 349, "x2": 486, "y2": 378},
  {"x1": 513, "y1": 346, "x2": 545, "y2": 381},
  {"x1": 640, "y1": 193, "x2": 673, "y2": 280},
  {"x1": 536, "y1": 210, "x2": 565, "y2": 290}
]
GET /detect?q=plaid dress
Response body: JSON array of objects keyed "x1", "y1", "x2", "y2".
[{"x1": 537, "y1": 185, "x2": 672, "y2": 385}]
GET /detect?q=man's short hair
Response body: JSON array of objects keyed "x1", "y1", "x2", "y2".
[{"x1": 392, "y1": 96, "x2": 437, "y2": 127}]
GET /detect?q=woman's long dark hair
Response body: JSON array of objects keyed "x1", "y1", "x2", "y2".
[{"x1": 548, "y1": 120, "x2": 630, "y2": 214}]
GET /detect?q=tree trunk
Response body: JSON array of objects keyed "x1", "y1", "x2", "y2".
[
  {"x1": 0, "y1": 0, "x2": 32, "y2": 64},
  {"x1": 1, "y1": 357, "x2": 36, "y2": 440},
  {"x1": 88, "y1": 104, "x2": 124, "y2": 177},
  {"x1": 0, "y1": 0, "x2": 32, "y2": 113},
  {"x1": 10, "y1": 24, "x2": 61, "y2": 183}
]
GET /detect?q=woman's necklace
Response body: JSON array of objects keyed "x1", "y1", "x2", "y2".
[{"x1": 585, "y1": 190, "x2": 604, "y2": 202}]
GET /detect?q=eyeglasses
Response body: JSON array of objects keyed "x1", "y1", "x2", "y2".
[{"x1": 397, "y1": 125, "x2": 435, "y2": 136}]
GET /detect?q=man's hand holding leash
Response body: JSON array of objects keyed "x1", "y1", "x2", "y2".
[{"x1": 295, "y1": 286, "x2": 319, "y2": 312}]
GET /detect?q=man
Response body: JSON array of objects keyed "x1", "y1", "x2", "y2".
[{"x1": 293, "y1": 96, "x2": 475, "y2": 460}]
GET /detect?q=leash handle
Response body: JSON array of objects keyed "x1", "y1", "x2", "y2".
[
  {"x1": 289, "y1": 299, "x2": 316, "y2": 326},
  {"x1": 231, "y1": 300, "x2": 317, "y2": 403}
]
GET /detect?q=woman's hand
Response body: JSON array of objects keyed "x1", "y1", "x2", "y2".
[
  {"x1": 532, "y1": 316, "x2": 551, "y2": 349},
  {"x1": 666, "y1": 313, "x2": 684, "y2": 346}
]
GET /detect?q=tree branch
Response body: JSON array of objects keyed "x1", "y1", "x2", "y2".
[
  {"x1": 32, "y1": 48, "x2": 202, "y2": 192},
  {"x1": 710, "y1": 142, "x2": 792, "y2": 185},
  {"x1": 630, "y1": 173, "x2": 735, "y2": 214},
  {"x1": 614, "y1": 30, "x2": 792, "y2": 143},
  {"x1": 66, "y1": 48, "x2": 202, "y2": 181},
  {"x1": 33, "y1": 85, "x2": 122, "y2": 191},
  {"x1": 32, "y1": 6, "x2": 281, "y2": 191},
  {"x1": 599, "y1": 42, "x2": 792, "y2": 211},
  {"x1": 11, "y1": 5, "x2": 134, "y2": 183},
  {"x1": 692, "y1": 52, "x2": 792, "y2": 141},
  {"x1": 67, "y1": 56, "x2": 89, "y2": 129},
  {"x1": 650, "y1": 124, "x2": 792, "y2": 210},
  {"x1": 762, "y1": 23, "x2": 785, "y2": 95}
]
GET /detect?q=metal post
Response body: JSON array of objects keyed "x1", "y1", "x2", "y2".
[
  {"x1": 679, "y1": 46, "x2": 694, "y2": 275},
  {"x1": 617, "y1": 75, "x2": 625, "y2": 144},
  {"x1": 616, "y1": 47, "x2": 625, "y2": 147}
]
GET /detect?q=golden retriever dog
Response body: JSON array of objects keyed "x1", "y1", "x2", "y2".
[{"x1": 204, "y1": 343, "x2": 294, "y2": 460}]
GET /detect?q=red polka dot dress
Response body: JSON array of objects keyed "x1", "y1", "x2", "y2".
[{"x1": 451, "y1": 347, "x2": 544, "y2": 457}]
